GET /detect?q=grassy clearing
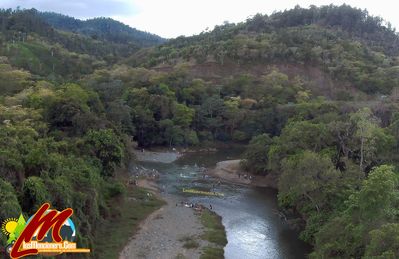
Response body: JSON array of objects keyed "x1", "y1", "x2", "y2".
[
  {"x1": 200, "y1": 209, "x2": 227, "y2": 259},
  {"x1": 93, "y1": 186, "x2": 165, "y2": 259}
]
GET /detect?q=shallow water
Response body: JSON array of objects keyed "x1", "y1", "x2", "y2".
[{"x1": 135, "y1": 147, "x2": 311, "y2": 259}]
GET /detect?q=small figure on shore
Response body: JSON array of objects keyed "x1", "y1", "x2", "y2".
[
  {"x1": 209, "y1": 204, "x2": 213, "y2": 210},
  {"x1": 238, "y1": 173, "x2": 241, "y2": 178}
]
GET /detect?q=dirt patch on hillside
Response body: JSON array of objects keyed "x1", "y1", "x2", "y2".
[{"x1": 153, "y1": 60, "x2": 361, "y2": 99}]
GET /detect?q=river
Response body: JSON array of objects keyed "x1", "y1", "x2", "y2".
[{"x1": 138, "y1": 147, "x2": 311, "y2": 259}]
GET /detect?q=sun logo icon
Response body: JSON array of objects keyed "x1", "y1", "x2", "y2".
[{"x1": 1, "y1": 218, "x2": 18, "y2": 236}]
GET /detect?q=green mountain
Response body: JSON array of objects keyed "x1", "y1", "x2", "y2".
[
  {"x1": 0, "y1": 8, "x2": 165, "y2": 80},
  {"x1": 39, "y1": 12, "x2": 166, "y2": 46}
]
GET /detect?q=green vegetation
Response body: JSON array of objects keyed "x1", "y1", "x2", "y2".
[
  {"x1": 200, "y1": 246, "x2": 225, "y2": 259},
  {"x1": 39, "y1": 12, "x2": 166, "y2": 47},
  {"x1": 1, "y1": 3, "x2": 399, "y2": 258},
  {"x1": 179, "y1": 235, "x2": 200, "y2": 249},
  {"x1": 200, "y1": 209, "x2": 227, "y2": 258},
  {"x1": 94, "y1": 186, "x2": 164, "y2": 259},
  {"x1": 242, "y1": 103, "x2": 399, "y2": 257},
  {"x1": 0, "y1": 8, "x2": 163, "y2": 79},
  {"x1": 175, "y1": 254, "x2": 188, "y2": 259}
]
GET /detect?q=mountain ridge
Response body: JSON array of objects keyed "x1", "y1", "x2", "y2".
[
  {"x1": 38, "y1": 11, "x2": 166, "y2": 46},
  {"x1": 126, "y1": 4, "x2": 399, "y2": 96}
]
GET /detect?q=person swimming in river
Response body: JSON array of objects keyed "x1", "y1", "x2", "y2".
[{"x1": 209, "y1": 204, "x2": 212, "y2": 210}]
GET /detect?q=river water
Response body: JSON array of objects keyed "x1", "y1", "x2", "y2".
[{"x1": 138, "y1": 148, "x2": 311, "y2": 259}]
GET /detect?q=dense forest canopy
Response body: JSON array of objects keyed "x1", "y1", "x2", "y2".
[{"x1": 1, "y1": 4, "x2": 399, "y2": 258}]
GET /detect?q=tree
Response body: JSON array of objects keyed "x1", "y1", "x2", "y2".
[
  {"x1": 312, "y1": 165, "x2": 399, "y2": 258},
  {"x1": 350, "y1": 108, "x2": 394, "y2": 171},
  {"x1": 278, "y1": 151, "x2": 339, "y2": 213},
  {"x1": 159, "y1": 119, "x2": 183, "y2": 146},
  {"x1": 172, "y1": 103, "x2": 194, "y2": 128},
  {"x1": 0, "y1": 62, "x2": 32, "y2": 95},
  {"x1": 179, "y1": 78, "x2": 206, "y2": 105},
  {"x1": 366, "y1": 223, "x2": 399, "y2": 258},
  {"x1": 0, "y1": 179, "x2": 22, "y2": 220},
  {"x1": 0, "y1": 179, "x2": 22, "y2": 247},
  {"x1": 268, "y1": 120, "x2": 332, "y2": 171},
  {"x1": 223, "y1": 97, "x2": 244, "y2": 137},
  {"x1": 184, "y1": 130, "x2": 199, "y2": 146},
  {"x1": 197, "y1": 95, "x2": 225, "y2": 137},
  {"x1": 84, "y1": 129, "x2": 124, "y2": 176},
  {"x1": 105, "y1": 101, "x2": 134, "y2": 135},
  {"x1": 242, "y1": 134, "x2": 272, "y2": 174},
  {"x1": 22, "y1": 176, "x2": 50, "y2": 214}
]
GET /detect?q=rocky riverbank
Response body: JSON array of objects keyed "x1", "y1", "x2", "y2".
[{"x1": 119, "y1": 192, "x2": 211, "y2": 259}]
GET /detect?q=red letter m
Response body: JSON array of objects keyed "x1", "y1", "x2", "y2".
[{"x1": 10, "y1": 203, "x2": 73, "y2": 258}]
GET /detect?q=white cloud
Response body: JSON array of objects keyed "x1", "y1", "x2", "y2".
[
  {"x1": 0, "y1": 0, "x2": 137, "y2": 18},
  {"x1": 0, "y1": 0, "x2": 397, "y2": 38},
  {"x1": 115, "y1": 0, "x2": 399, "y2": 38}
]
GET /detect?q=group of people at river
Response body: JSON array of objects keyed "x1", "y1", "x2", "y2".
[
  {"x1": 238, "y1": 173, "x2": 254, "y2": 180},
  {"x1": 176, "y1": 201, "x2": 213, "y2": 212}
]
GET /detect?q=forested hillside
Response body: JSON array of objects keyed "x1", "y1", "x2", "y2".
[
  {"x1": 128, "y1": 4, "x2": 399, "y2": 95},
  {"x1": 39, "y1": 12, "x2": 166, "y2": 46},
  {"x1": 0, "y1": 8, "x2": 165, "y2": 257},
  {"x1": 0, "y1": 8, "x2": 164, "y2": 80},
  {"x1": 1, "y1": 4, "x2": 399, "y2": 258}
]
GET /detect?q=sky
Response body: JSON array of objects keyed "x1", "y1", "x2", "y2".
[{"x1": 1, "y1": 0, "x2": 398, "y2": 38}]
